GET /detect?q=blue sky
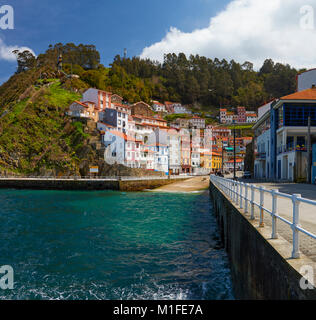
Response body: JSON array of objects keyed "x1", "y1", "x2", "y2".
[
  {"x1": 2, "y1": 0, "x2": 316, "y2": 84},
  {"x1": 0, "y1": 0, "x2": 230, "y2": 84}
]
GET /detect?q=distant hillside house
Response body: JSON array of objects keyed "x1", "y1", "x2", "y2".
[
  {"x1": 189, "y1": 116, "x2": 206, "y2": 129},
  {"x1": 152, "y1": 101, "x2": 166, "y2": 113},
  {"x1": 171, "y1": 118, "x2": 190, "y2": 129},
  {"x1": 111, "y1": 94, "x2": 124, "y2": 105},
  {"x1": 164, "y1": 101, "x2": 175, "y2": 114},
  {"x1": 131, "y1": 101, "x2": 154, "y2": 117},
  {"x1": 68, "y1": 101, "x2": 99, "y2": 122},
  {"x1": 173, "y1": 104, "x2": 191, "y2": 114},
  {"x1": 246, "y1": 112, "x2": 258, "y2": 123},
  {"x1": 82, "y1": 88, "x2": 112, "y2": 111},
  {"x1": 220, "y1": 107, "x2": 257, "y2": 124}
]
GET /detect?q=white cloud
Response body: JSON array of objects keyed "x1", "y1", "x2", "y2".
[
  {"x1": 140, "y1": 0, "x2": 316, "y2": 69},
  {"x1": 0, "y1": 38, "x2": 35, "y2": 61}
]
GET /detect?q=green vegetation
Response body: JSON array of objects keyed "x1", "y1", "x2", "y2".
[
  {"x1": 164, "y1": 113, "x2": 190, "y2": 122},
  {"x1": 0, "y1": 81, "x2": 89, "y2": 175},
  {"x1": 227, "y1": 124, "x2": 254, "y2": 130}
]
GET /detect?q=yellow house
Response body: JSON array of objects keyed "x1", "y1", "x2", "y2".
[
  {"x1": 211, "y1": 152, "x2": 222, "y2": 171},
  {"x1": 201, "y1": 151, "x2": 212, "y2": 170}
]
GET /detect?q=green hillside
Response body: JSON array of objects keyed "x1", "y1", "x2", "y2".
[{"x1": 0, "y1": 79, "x2": 93, "y2": 176}]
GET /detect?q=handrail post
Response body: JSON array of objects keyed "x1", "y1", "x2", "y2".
[
  {"x1": 245, "y1": 183, "x2": 249, "y2": 213},
  {"x1": 292, "y1": 194, "x2": 301, "y2": 259},
  {"x1": 250, "y1": 185, "x2": 255, "y2": 220},
  {"x1": 271, "y1": 189, "x2": 279, "y2": 239},
  {"x1": 259, "y1": 186, "x2": 265, "y2": 227},
  {"x1": 240, "y1": 183, "x2": 244, "y2": 209},
  {"x1": 232, "y1": 181, "x2": 236, "y2": 202},
  {"x1": 236, "y1": 182, "x2": 239, "y2": 206}
]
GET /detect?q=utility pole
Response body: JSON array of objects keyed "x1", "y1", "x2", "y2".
[
  {"x1": 221, "y1": 145, "x2": 224, "y2": 175},
  {"x1": 307, "y1": 116, "x2": 312, "y2": 184}
]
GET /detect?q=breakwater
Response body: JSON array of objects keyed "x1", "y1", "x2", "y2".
[
  {"x1": 210, "y1": 178, "x2": 316, "y2": 300},
  {"x1": 0, "y1": 177, "x2": 189, "y2": 191}
]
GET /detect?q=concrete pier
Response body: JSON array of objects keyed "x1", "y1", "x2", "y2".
[
  {"x1": 0, "y1": 177, "x2": 189, "y2": 192},
  {"x1": 210, "y1": 179, "x2": 316, "y2": 300}
]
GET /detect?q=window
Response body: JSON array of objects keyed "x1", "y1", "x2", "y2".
[
  {"x1": 286, "y1": 136, "x2": 294, "y2": 150},
  {"x1": 297, "y1": 136, "x2": 306, "y2": 149}
]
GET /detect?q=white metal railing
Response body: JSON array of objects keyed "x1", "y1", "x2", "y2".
[{"x1": 210, "y1": 175, "x2": 316, "y2": 259}]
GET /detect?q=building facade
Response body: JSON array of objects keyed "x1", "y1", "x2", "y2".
[{"x1": 253, "y1": 88, "x2": 316, "y2": 182}]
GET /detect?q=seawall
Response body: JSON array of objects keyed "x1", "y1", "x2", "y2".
[
  {"x1": 0, "y1": 178, "x2": 188, "y2": 192},
  {"x1": 209, "y1": 180, "x2": 316, "y2": 300}
]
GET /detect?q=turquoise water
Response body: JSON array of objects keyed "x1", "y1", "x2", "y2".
[{"x1": 0, "y1": 189, "x2": 234, "y2": 300}]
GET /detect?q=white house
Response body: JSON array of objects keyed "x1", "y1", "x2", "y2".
[
  {"x1": 246, "y1": 112, "x2": 258, "y2": 123},
  {"x1": 148, "y1": 128, "x2": 169, "y2": 174},
  {"x1": 167, "y1": 129, "x2": 181, "y2": 174},
  {"x1": 152, "y1": 101, "x2": 166, "y2": 113},
  {"x1": 102, "y1": 130, "x2": 126, "y2": 165},
  {"x1": 189, "y1": 116, "x2": 206, "y2": 129},
  {"x1": 173, "y1": 104, "x2": 191, "y2": 114}
]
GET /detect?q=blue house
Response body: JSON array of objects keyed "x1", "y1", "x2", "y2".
[{"x1": 254, "y1": 87, "x2": 316, "y2": 182}]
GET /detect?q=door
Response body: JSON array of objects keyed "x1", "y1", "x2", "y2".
[
  {"x1": 278, "y1": 160, "x2": 281, "y2": 180},
  {"x1": 283, "y1": 156, "x2": 288, "y2": 180}
]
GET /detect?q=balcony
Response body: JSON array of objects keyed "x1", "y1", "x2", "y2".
[{"x1": 277, "y1": 144, "x2": 307, "y2": 155}]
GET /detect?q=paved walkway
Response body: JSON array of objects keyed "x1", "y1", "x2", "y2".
[
  {"x1": 238, "y1": 180, "x2": 316, "y2": 261},
  {"x1": 153, "y1": 176, "x2": 210, "y2": 193}
]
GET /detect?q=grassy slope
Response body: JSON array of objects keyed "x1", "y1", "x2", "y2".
[{"x1": 0, "y1": 80, "x2": 90, "y2": 175}]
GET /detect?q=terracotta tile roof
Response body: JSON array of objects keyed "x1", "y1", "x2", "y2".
[
  {"x1": 152, "y1": 101, "x2": 165, "y2": 106},
  {"x1": 281, "y1": 88, "x2": 316, "y2": 100},
  {"x1": 108, "y1": 130, "x2": 136, "y2": 142},
  {"x1": 74, "y1": 101, "x2": 89, "y2": 108},
  {"x1": 82, "y1": 100, "x2": 96, "y2": 105},
  {"x1": 109, "y1": 130, "x2": 127, "y2": 140},
  {"x1": 99, "y1": 122, "x2": 115, "y2": 128},
  {"x1": 113, "y1": 102, "x2": 130, "y2": 108},
  {"x1": 227, "y1": 159, "x2": 243, "y2": 163}
]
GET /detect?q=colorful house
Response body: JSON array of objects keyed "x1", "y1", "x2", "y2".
[{"x1": 68, "y1": 101, "x2": 99, "y2": 122}]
